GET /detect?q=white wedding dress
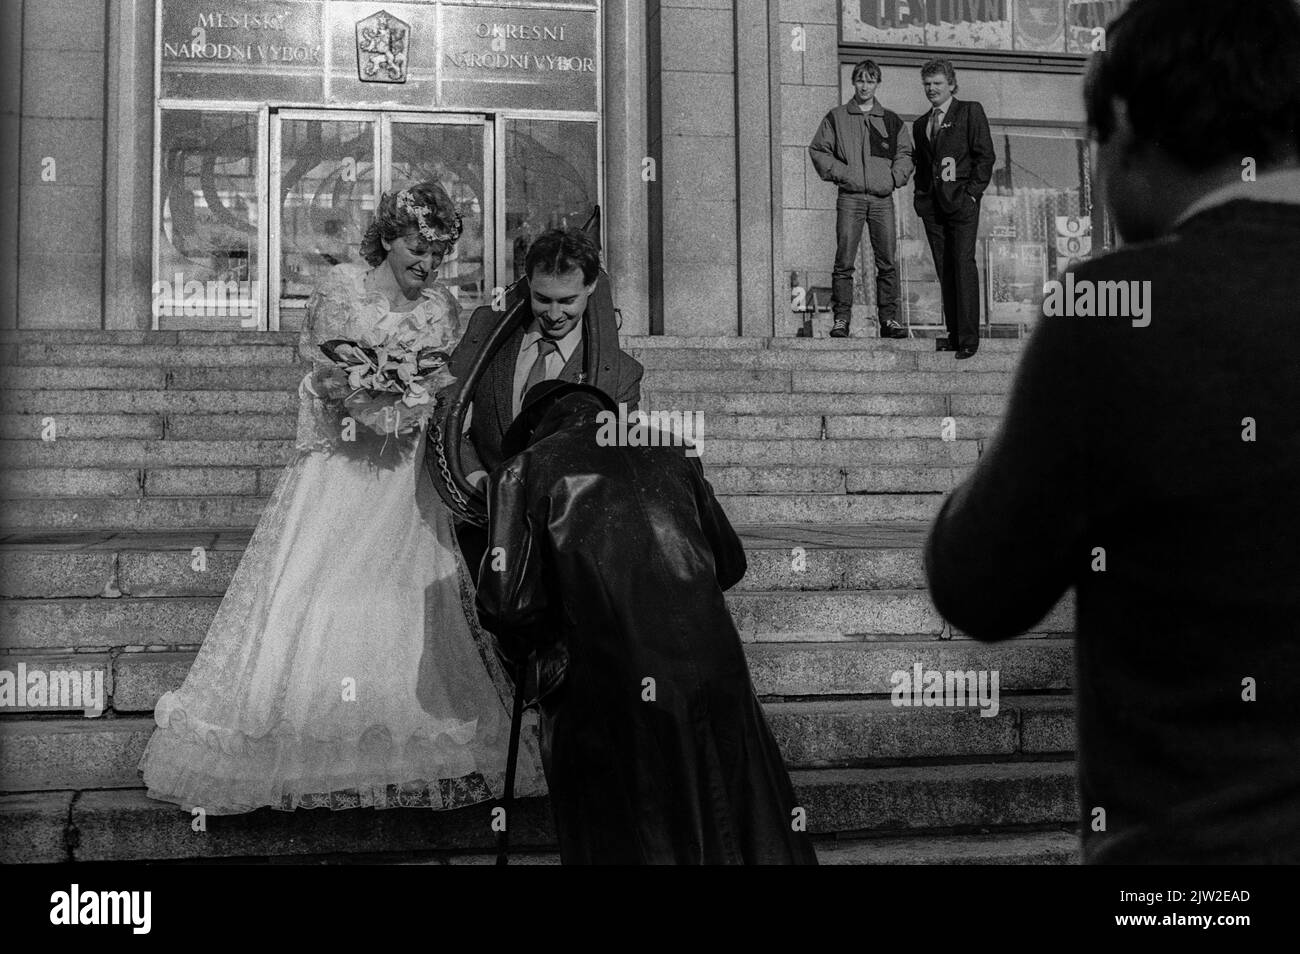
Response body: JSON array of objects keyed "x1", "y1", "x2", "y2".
[{"x1": 139, "y1": 262, "x2": 546, "y2": 815}]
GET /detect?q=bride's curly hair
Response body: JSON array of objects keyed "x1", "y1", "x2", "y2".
[{"x1": 360, "y1": 180, "x2": 463, "y2": 266}]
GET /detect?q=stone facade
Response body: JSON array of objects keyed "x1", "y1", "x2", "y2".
[
  {"x1": 2, "y1": 0, "x2": 110, "y2": 330},
  {"x1": 1, "y1": 1, "x2": 1095, "y2": 336},
  {"x1": 780, "y1": 0, "x2": 841, "y2": 326}
]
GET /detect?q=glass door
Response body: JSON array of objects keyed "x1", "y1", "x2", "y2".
[
  {"x1": 270, "y1": 110, "x2": 379, "y2": 327},
  {"x1": 270, "y1": 110, "x2": 492, "y2": 330},
  {"x1": 386, "y1": 114, "x2": 491, "y2": 316}
]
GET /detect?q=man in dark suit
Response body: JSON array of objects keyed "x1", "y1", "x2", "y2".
[
  {"x1": 911, "y1": 59, "x2": 995, "y2": 359},
  {"x1": 926, "y1": 0, "x2": 1300, "y2": 863},
  {"x1": 443, "y1": 227, "x2": 644, "y2": 571}
]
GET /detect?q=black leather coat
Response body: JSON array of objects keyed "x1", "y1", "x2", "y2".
[{"x1": 475, "y1": 392, "x2": 818, "y2": 864}]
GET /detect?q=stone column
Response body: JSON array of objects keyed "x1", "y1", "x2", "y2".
[
  {"x1": 603, "y1": 0, "x2": 650, "y2": 335},
  {"x1": 735, "y1": 0, "x2": 783, "y2": 336},
  {"x1": 647, "y1": 0, "x2": 738, "y2": 336},
  {"x1": 0, "y1": 1, "x2": 21, "y2": 328},
  {"x1": 104, "y1": 0, "x2": 155, "y2": 331},
  {"x1": 779, "y1": 0, "x2": 841, "y2": 335},
  {"x1": 15, "y1": 0, "x2": 109, "y2": 329}
]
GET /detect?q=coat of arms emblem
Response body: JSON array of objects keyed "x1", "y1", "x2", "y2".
[{"x1": 356, "y1": 11, "x2": 409, "y2": 84}]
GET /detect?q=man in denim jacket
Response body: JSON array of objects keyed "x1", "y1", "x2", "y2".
[{"x1": 808, "y1": 59, "x2": 915, "y2": 339}]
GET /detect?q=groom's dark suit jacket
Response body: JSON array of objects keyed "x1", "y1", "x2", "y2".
[{"x1": 911, "y1": 98, "x2": 995, "y2": 216}]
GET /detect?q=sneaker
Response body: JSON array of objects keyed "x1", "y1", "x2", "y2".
[
  {"x1": 879, "y1": 319, "x2": 908, "y2": 339},
  {"x1": 829, "y1": 316, "x2": 850, "y2": 338}
]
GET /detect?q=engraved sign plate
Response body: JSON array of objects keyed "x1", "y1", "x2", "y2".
[
  {"x1": 158, "y1": 0, "x2": 599, "y2": 112},
  {"x1": 159, "y1": 0, "x2": 326, "y2": 101},
  {"x1": 439, "y1": 3, "x2": 598, "y2": 112}
]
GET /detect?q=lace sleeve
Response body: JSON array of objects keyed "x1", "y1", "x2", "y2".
[
  {"x1": 297, "y1": 266, "x2": 362, "y2": 362},
  {"x1": 294, "y1": 267, "x2": 364, "y2": 454},
  {"x1": 415, "y1": 282, "x2": 465, "y2": 356}
]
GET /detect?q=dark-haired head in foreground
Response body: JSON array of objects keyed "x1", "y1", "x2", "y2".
[
  {"x1": 925, "y1": 0, "x2": 1300, "y2": 863},
  {"x1": 1084, "y1": 0, "x2": 1300, "y2": 241}
]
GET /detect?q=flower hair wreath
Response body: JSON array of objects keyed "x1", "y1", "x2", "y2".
[{"x1": 394, "y1": 189, "x2": 463, "y2": 245}]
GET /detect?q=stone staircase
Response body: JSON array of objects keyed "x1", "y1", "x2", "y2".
[{"x1": 0, "y1": 330, "x2": 1079, "y2": 864}]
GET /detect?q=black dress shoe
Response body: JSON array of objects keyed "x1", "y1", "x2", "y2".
[
  {"x1": 879, "y1": 320, "x2": 908, "y2": 339},
  {"x1": 954, "y1": 348, "x2": 977, "y2": 360},
  {"x1": 935, "y1": 338, "x2": 956, "y2": 352}
]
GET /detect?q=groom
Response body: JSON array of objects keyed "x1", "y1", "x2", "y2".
[{"x1": 440, "y1": 228, "x2": 644, "y2": 573}]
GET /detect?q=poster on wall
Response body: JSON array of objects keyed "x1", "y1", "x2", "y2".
[
  {"x1": 1012, "y1": 0, "x2": 1066, "y2": 51},
  {"x1": 841, "y1": 0, "x2": 1132, "y2": 53},
  {"x1": 898, "y1": 237, "x2": 945, "y2": 327},
  {"x1": 987, "y1": 240, "x2": 1047, "y2": 323},
  {"x1": 842, "y1": 0, "x2": 1012, "y2": 50}
]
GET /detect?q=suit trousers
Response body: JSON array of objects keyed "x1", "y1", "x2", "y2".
[
  {"x1": 917, "y1": 194, "x2": 982, "y2": 351},
  {"x1": 832, "y1": 193, "x2": 899, "y2": 325}
]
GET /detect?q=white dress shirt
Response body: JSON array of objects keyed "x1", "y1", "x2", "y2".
[{"x1": 512, "y1": 321, "x2": 584, "y2": 416}]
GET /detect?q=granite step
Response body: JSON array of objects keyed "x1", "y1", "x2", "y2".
[
  {"x1": 642, "y1": 392, "x2": 1008, "y2": 417},
  {"x1": 0, "y1": 589, "x2": 1071, "y2": 651},
  {"x1": 0, "y1": 492, "x2": 948, "y2": 531},
  {"x1": 0, "y1": 437, "x2": 984, "y2": 470},
  {"x1": 0, "y1": 413, "x2": 1007, "y2": 442},
  {"x1": 1, "y1": 525, "x2": 939, "y2": 598},
  {"x1": 2, "y1": 342, "x2": 1023, "y2": 373},
  {"x1": 628, "y1": 348, "x2": 1022, "y2": 372},
  {"x1": 0, "y1": 463, "x2": 968, "y2": 498},
  {"x1": 0, "y1": 760, "x2": 1076, "y2": 863},
  {"x1": 0, "y1": 366, "x2": 305, "y2": 392},
  {"x1": 1, "y1": 388, "x2": 1008, "y2": 418},
  {"x1": 0, "y1": 330, "x2": 296, "y2": 346},
  {"x1": 4, "y1": 343, "x2": 299, "y2": 368},
  {"x1": 0, "y1": 789, "x2": 1077, "y2": 865},
  {"x1": 0, "y1": 468, "x2": 277, "y2": 499},
  {"x1": 0, "y1": 698, "x2": 1074, "y2": 794},
  {"x1": 0, "y1": 330, "x2": 1028, "y2": 351},
  {"x1": 642, "y1": 370, "x2": 1017, "y2": 394},
  {"x1": 817, "y1": 829, "x2": 1078, "y2": 865},
  {"x1": 0, "y1": 637, "x2": 1075, "y2": 718},
  {"x1": 2, "y1": 366, "x2": 1017, "y2": 396},
  {"x1": 0, "y1": 389, "x2": 299, "y2": 416}
]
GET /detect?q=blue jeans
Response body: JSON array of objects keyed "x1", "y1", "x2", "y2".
[{"x1": 833, "y1": 192, "x2": 899, "y2": 324}]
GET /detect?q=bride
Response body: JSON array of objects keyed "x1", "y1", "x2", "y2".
[{"x1": 139, "y1": 181, "x2": 546, "y2": 815}]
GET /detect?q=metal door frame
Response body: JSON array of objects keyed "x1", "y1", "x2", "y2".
[{"x1": 269, "y1": 108, "x2": 493, "y2": 330}]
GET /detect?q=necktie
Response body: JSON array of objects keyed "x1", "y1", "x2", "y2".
[
  {"x1": 521, "y1": 337, "x2": 559, "y2": 409},
  {"x1": 929, "y1": 107, "x2": 943, "y2": 144}
]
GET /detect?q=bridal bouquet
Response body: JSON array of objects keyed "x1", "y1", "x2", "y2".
[{"x1": 309, "y1": 328, "x2": 455, "y2": 439}]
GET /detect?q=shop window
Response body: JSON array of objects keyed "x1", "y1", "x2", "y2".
[{"x1": 895, "y1": 124, "x2": 1099, "y2": 330}]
